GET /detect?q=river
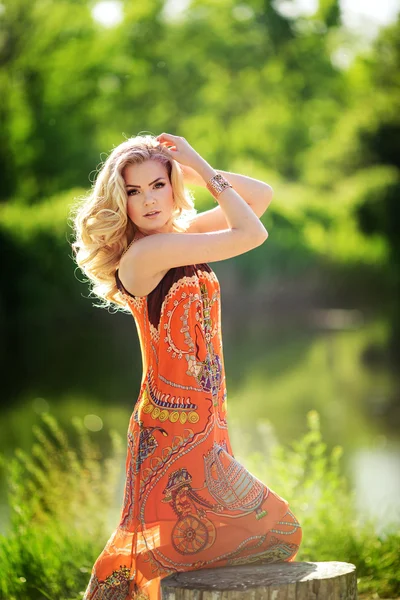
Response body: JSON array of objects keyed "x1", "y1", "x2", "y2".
[{"x1": 0, "y1": 305, "x2": 399, "y2": 536}]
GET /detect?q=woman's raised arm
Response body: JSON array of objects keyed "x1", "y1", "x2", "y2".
[{"x1": 120, "y1": 134, "x2": 268, "y2": 281}]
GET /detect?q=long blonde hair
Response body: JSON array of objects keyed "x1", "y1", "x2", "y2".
[{"x1": 69, "y1": 134, "x2": 197, "y2": 310}]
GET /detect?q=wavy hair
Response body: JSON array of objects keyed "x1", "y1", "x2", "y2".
[{"x1": 69, "y1": 134, "x2": 197, "y2": 310}]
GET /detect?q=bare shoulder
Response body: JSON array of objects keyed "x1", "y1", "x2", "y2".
[
  {"x1": 118, "y1": 233, "x2": 185, "y2": 298},
  {"x1": 120, "y1": 227, "x2": 267, "y2": 290},
  {"x1": 118, "y1": 247, "x2": 170, "y2": 298}
]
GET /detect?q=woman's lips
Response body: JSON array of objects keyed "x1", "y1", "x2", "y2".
[{"x1": 144, "y1": 211, "x2": 160, "y2": 218}]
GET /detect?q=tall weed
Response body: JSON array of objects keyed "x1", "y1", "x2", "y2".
[
  {"x1": 0, "y1": 410, "x2": 398, "y2": 599},
  {"x1": 244, "y1": 410, "x2": 400, "y2": 597},
  {"x1": 0, "y1": 412, "x2": 124, "y2": 600}
]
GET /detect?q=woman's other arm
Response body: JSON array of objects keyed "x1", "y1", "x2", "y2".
[
  {"x1": 120, "y1": 135, "x2": 269, "y2": 281},
  {"x1": 182, "y1": 165, "x2": 272, "y2": 233}
]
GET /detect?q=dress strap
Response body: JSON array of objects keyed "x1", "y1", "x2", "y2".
[
  {"x1": 116, "y1": 235, "x2": 143, "y2": 300},
  {"x1": 115, "y1": 269, "x2": 137, "y2": 300}
]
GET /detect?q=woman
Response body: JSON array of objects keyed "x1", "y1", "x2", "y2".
[{"x1": 72, "y1": 133, "x2": 302, "y2": 600}]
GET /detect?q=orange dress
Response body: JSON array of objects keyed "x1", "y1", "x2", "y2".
[{"x1": 83, "y1": 263, "x2": 302, "y2": 600}]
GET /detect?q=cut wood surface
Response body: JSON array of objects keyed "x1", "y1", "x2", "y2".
[{"x1": 161, "y1": 561, "x2": 358, "y2": 600}]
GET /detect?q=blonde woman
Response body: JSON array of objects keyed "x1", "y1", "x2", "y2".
[{"x1": 72, "y1": 133, "x2": 302, "y2": 600}]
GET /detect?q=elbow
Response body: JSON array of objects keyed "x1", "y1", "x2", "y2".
[
  {"x1": 237, "y1": 226, "x2": 268, "y2": 251},
  {"x1": 264, "y1": 185, "x2": 273, "y2": 208},
  {"x1": 254, "y1": 226, "x2": 268, "y2": 246},
  {"x1": 257, "y1": 227, "x2": 268, "y2": 246},
  {"x1": 255, "y1": 186, "x2": 273, "y2": 219},
  {"x1": 237, "y1": 224, "x2": 268, "y2": 248}
]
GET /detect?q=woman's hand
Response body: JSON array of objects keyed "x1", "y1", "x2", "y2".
[{"x1": 156, "y1": 133, "x2": 204, "y2": 170}]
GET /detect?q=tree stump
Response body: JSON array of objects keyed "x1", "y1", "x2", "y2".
[{"x1": 161, "y1": 561, "x2": 358, "y2": 600}]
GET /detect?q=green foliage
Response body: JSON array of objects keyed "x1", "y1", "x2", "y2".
[
  {"x1": 244, "y1": 410, "x2": 400, "y2": 597},
  {"x1": 0, "y1": 410, "x2": 398, "y2": 599},
  {"x1": 247, "y1": 410, "x2": 359, "y2": 554},
  {"x1": 0, "y1": 412, "x2": 125, "y2": 600},
  {"x1": 0, "y1": 3, "x2": 398, "y2": 596},
  {"x1": 0, "y1": 0, "x2": 399, "y2": 314},
  {"x1": 0, "y1": 188, "x2": 84, "y2": 242},
  {"x1": 0, "y1": 178, "x2": 389, "y2": 318}
]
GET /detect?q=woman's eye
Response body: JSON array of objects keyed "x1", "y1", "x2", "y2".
[{"x1": 127, "y1": 182, "x2": 165, "y2": 196}]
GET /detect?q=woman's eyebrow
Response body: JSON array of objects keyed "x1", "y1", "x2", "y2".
[{"x1": 125, "y1": 177, "x2": 165, "y2": 189}]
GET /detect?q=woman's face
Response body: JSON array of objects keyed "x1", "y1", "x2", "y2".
[{"x1": 123, "y1": 159, "x2": 175, "y2": 235}]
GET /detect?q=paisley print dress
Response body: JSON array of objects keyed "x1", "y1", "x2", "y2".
[{"x1": 83, "y1": 263, "x2": 302, "y2": 600}]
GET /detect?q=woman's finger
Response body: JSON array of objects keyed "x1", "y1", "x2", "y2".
[
  {"x1": 160, "y1": 140, "x2": 174, "y2": 148},
  {"x1": 156, "y1": 133, "x2": 177, "y2": 143},
  {"x1": 160, "y1": 140, "x2": 178, "y2": 152}
]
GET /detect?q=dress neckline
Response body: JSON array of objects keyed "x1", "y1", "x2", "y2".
[{"x1": 115, "y1": 263, "x2": 212, "y2": 301}]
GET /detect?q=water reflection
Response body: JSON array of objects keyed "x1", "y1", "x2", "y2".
[
  {"x1": 351, "y1": 445, "x2": 400, "y2": 534},
  {"x1": 0, "y1": 314, "x2": 399, "y2": 535},
  {"x1": 223, "y1": 313, "x2": 400, "y2": 531}
]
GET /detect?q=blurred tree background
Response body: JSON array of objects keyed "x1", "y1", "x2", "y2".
[
  {"x1": 0, "y1": 0, "x2": 400, "y2": 596},
  {"x1": 1, "y1": 0, "x2": 399, "y2": 323}
]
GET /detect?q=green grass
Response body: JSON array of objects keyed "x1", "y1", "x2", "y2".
[
  {"x1": 244, "y1": 410, "x2": 400, "y2": 598},
  {"x1": 0, "y1": 410, "x2": 398, "y2": 599},
  {"x1": 0, "y1": 413, "x2": 125, "y2": 600}
]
